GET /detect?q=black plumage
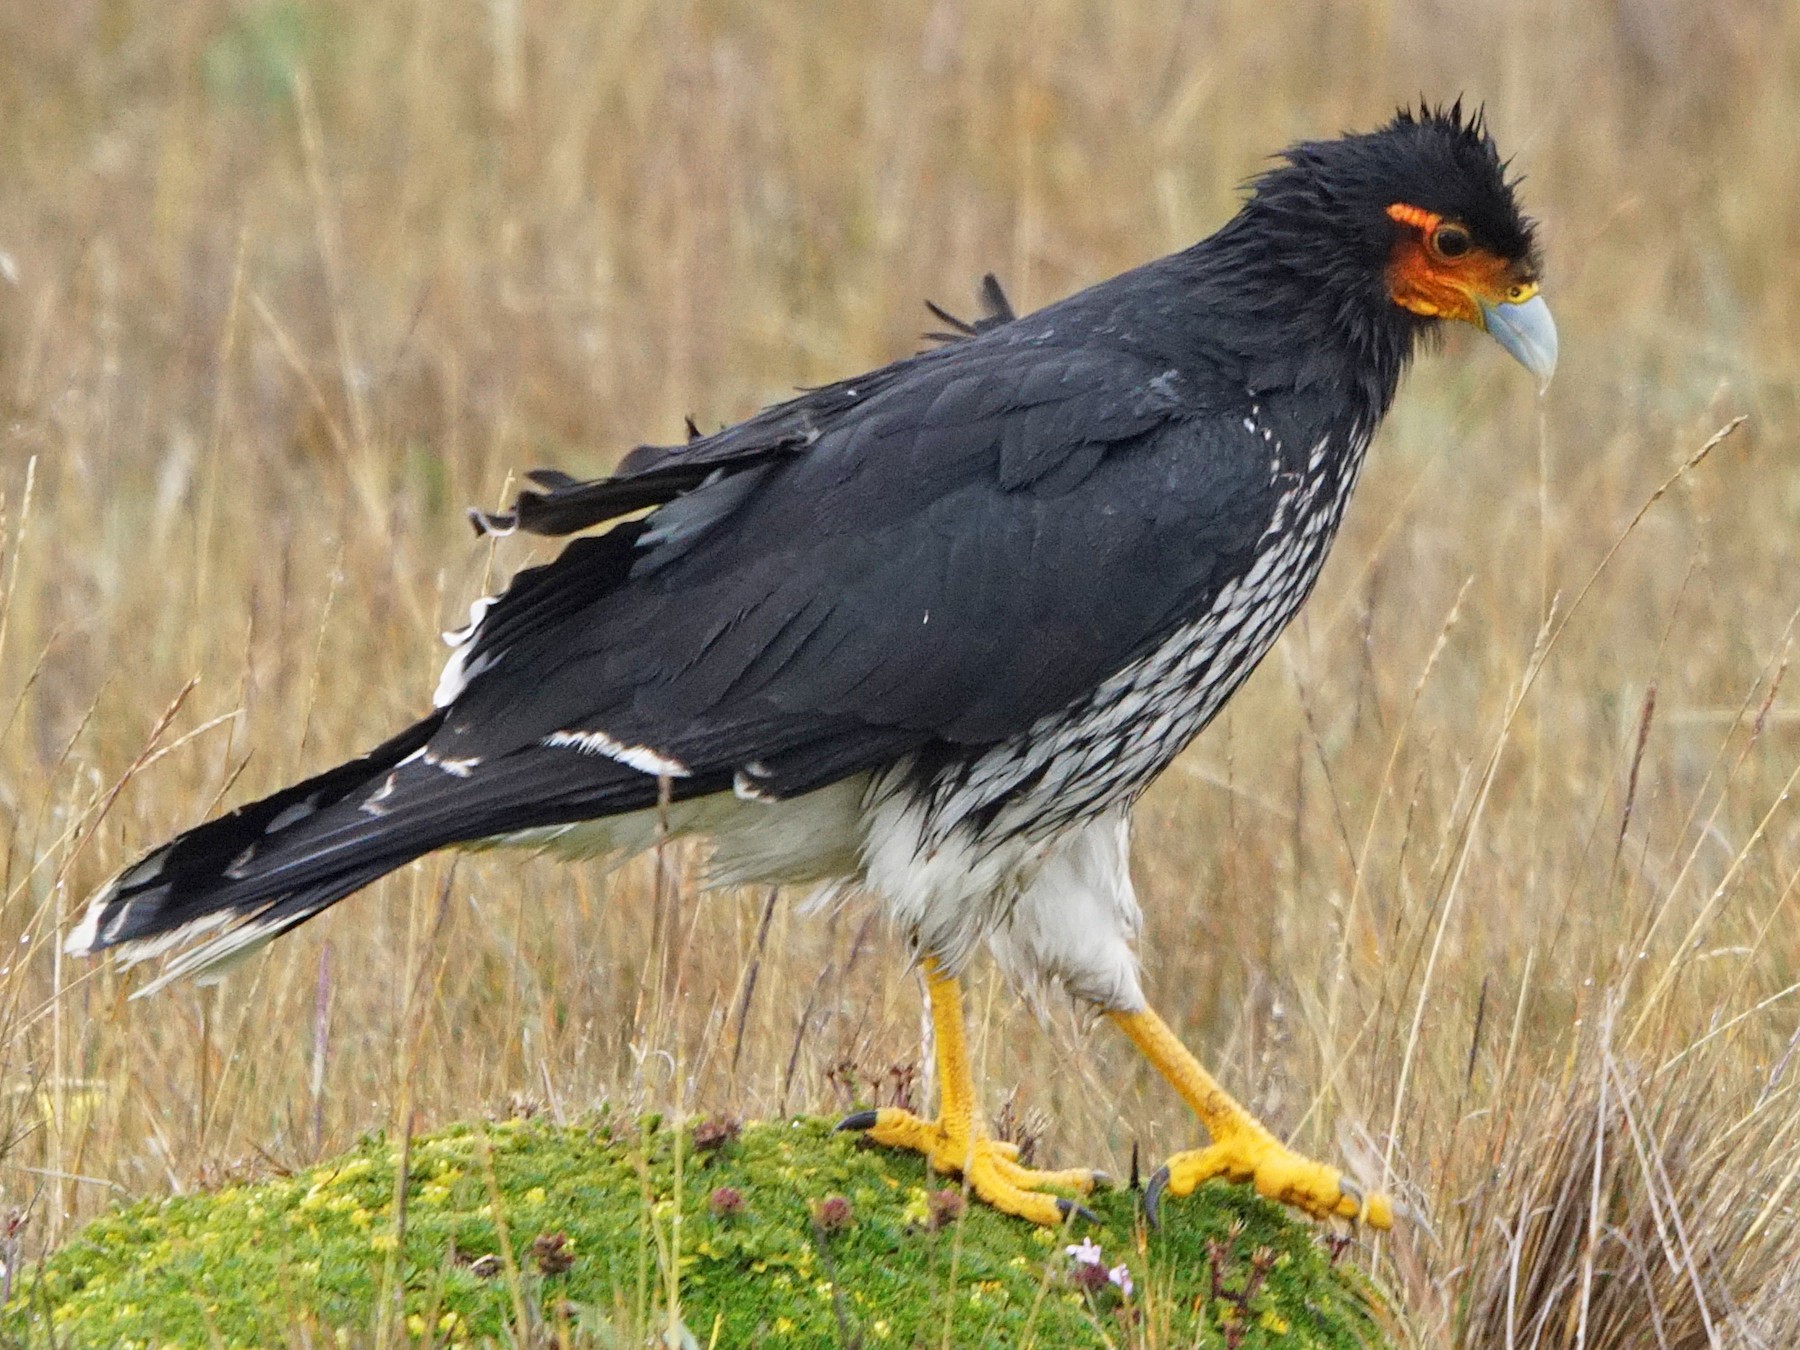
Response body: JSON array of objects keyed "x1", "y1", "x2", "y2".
[{"x1": 70, "y1": 103, "x2": 1548, "y2": 1012}]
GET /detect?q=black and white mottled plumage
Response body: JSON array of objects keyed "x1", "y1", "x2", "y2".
[{"x1": 69, "y1": 105, "x2": 1547, "y2": 1009}]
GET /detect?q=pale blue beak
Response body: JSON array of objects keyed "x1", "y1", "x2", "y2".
[{"x1": 1479, "y1": 294, "x2": 1558, "y2": 391}]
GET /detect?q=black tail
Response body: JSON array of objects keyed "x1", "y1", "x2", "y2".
[
  {"x1": 64, "y1": 714, "x2": 451, "y2": 989},
  {"x1": 66, "y1": 709, "x2": 684, "y2": 994}
]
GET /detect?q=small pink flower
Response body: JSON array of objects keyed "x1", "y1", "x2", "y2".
[
  {"x1": 1065, "y1": 1237, "x2": 1105, "y2": 1267},
  {"x1": 1107, "y1": 1263, "x2": 1134, "y2": 1298}
]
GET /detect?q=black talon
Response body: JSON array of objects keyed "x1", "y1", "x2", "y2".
[
  {"x1": 1144, "y1": 1164, "x2": 1171, "y2": 1229},
  {"x1": 835, "y1": 1110, "x2": 881, "y2": 1133},
  {"x1": 1056, "y1": 1197, "x2": 1100, "y2": 1226}
]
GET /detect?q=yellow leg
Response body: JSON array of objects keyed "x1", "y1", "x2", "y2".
[
  {"x1": 1112, "y1": 1006, "x2": 1391, "y2": 1229},
  {"x1": 838, "y1": 959, "x2": 1102, "y2": 1226}
]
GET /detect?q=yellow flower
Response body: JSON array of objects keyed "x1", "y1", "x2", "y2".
[
  {"x1": 522, "y1": 1186, "x2": 547, "y2": 1206},
  {"x1": 1259, "y1": 1311, "x2": 1291, "y2": 1335},
  {"x1": 370, "y1": 1232, "x2": 399, "y2": 1253},
  {"x1": 900, "y1": 1189, "x2": 931, "y2": 1227}
]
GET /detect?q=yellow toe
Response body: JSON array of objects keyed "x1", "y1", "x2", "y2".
[
  {"x1": 1160, "y1": 1131, "x2": 1391, "y2": 1229},
  {"x1": 846, "y1": 1109, "x2": 1100, "y2": 1226},
  {"x1": 859, "y1": 1106, "x2": 939, "y2": 1154},
  {"x1": 990, "y1": 1152, "x2": 1102, "y2": 1194},
  {"x1": 963, "y1": 1147, "x2": 1069, "y2": 1226}
]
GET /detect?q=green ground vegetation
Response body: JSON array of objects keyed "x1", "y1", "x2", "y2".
[{"x1": 4, "y1": 1116, "x2": 1385, "y2": 1349}]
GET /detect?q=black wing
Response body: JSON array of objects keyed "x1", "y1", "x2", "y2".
[
  {"x1": 432, "y1": 335, "x2": 1278, "y2": 801},
  {"x1": 471, "y1": 275, "x2": 1021, "y2": 539},
  {"x1": 923, "y1": 273, "x2": 1018, "y2": 344}
]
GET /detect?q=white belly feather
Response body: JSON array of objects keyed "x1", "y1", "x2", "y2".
[{"x1": 482, "y1": 772, "x2": 1145, "y2": 1011}]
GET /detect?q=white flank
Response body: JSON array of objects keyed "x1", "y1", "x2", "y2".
[
  {"x1": 483, "y1": 776, "x2": 867, "y2": 890},
  {"x1": 705, "y1": 777, "x2": 864, "y2": 886},
  {"x1": 859, "y1": 772, "x2": 1046, "y2": 974},
  {"x1": 986, "y1": 808, "x2": 1145, "y2": 1011},
  {"x1": 543, "y1": 728, "x2": 690, "y2": 778}
]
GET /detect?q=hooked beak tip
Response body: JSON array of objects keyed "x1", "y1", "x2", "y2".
[{"x1": 1480, "y1": 294, "x2": 1558, "y2": 392}]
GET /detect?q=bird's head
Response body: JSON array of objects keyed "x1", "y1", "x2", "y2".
[{"x1": 1241, "y1": 101, "x2": 1556, "y2": 390}]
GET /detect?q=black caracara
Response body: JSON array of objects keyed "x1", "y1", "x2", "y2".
[{"x1": 70, "y1": 104, "x2": 1553, "y2": 1229}]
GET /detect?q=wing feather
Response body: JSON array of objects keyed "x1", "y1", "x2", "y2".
[{"x1": 432, "y1": 335, "x2": 1277, "y2": 801}]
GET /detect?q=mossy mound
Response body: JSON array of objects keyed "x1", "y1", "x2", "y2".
[{"x1": 4, "y1": 1115, "x2": 1389, "y2": 1348}]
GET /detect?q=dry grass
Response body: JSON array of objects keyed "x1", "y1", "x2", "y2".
[{"x1": 4, "y1": 0, "x2": 1800, "y2": 1344}]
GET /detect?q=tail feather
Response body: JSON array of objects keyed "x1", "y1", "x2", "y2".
[
  {"x1": 66, "y1": 710, "x2": 711, "y2": 990},
  {"x1": 65, "y1": 713, "x2": 450, "y2": 971},
  {"x1": 125, "y1": 856, "x2": 408, "y2": 998}
]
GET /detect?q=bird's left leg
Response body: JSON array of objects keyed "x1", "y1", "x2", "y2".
[
  {"x1": 1111, "y1": 1005, "x2": 1392, "y2": 1228},
  {"x1": 838, "y1": 958, "x2": 1101, "y2": 1225}
]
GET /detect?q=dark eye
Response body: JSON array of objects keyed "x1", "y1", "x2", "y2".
[{"x1": 1432, "y1": 224, "x2": 1472, "y2": 259}]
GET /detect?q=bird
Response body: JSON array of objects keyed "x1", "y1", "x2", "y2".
[{"x1": 67, "y1": 102, "x2": 1553, "y2": 1231}]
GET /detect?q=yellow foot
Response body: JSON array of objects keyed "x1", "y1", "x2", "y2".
[
  {"x1": 1145, "y1": 1129, "x2": 1392, "y2": 1230},
  {"x1": 837, "y1": 1108, "x2": 1104, "y2": 1227}
]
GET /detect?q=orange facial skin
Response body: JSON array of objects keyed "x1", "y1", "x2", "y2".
[{"x1": 1385, "y1": 202, "x2": 1537, "y2": 327}]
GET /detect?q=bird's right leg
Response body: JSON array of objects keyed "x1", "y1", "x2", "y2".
[
  {"x1": 838, "y1": 958, "x2": 1101, "y2": 1226},
  {"x1": 1111, "y1": 1005, "x2": 1393, "y2": 1228}
]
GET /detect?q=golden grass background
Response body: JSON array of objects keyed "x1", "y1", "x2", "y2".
[{"x1": 4, "y1": 0, "x2": 1800, "y2": 1342}]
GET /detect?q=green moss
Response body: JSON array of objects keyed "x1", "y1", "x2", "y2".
[{"x1": 4, "y1": 1116, "x2": 1391, "y2": 1348}]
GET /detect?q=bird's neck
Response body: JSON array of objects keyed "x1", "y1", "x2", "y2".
[{"x1": 1167, "y1": 205, "x2": 1421, "y2": 416}]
